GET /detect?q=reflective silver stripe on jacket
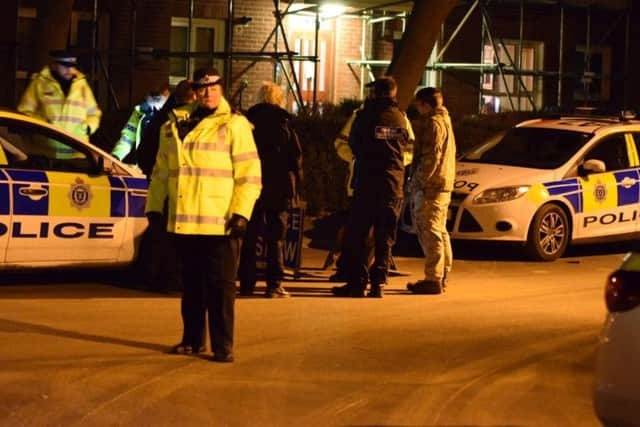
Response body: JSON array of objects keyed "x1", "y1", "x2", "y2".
[
  {"x1": 182, "y1": 140, "x2": 229, "y2": 152},
  {"x1": 169, "y1": 167, "x2": 234, "y2": 178},
  {"x1": 173, "y1": 214, "x2": 226, "y2": 225},
  {"x1": 235, "y1": 176, "x2": 261, "y2": 185},
  {"x1": 232, "y1": 152, "x2": 259, "y2": 162}
]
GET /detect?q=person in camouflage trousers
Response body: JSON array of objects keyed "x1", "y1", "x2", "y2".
[{"x1": 407, "y1": 87, "x2": 456, "y2": 295}]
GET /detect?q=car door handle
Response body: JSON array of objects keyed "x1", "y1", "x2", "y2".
[
  {"x1": 129, "y1": 190, "x2": 147, "y2": 197},
  {"x1": 18, "y1": 186, "x2": 48, "y2": 200}
]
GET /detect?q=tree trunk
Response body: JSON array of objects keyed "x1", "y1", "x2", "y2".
[
  {"x1": 387, "y1": 0, "x2": 458, "y2": 110},
  {"x1": 32, "y1": 0, "x2": 75, "y2": 72}
]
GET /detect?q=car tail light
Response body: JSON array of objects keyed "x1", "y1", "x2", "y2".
[{"x1": 605, "y1": 269, "x2": 640, "y2": 312}]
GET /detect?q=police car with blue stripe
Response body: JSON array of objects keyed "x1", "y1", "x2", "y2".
[
  {"x1": 0, "y1": 110, "x2": 148, "y2": 269},
  {"x1": 404, "y1": 113, "x2": 640, "y2": 261}
]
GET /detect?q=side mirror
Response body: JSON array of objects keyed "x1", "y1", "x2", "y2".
[{"x1": 578, "y1": 158, "x2": 606, "y2": 176}]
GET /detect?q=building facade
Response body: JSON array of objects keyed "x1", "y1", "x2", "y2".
[{"x1": 1, "y1": 0, "x2": 638, "y2": 116}]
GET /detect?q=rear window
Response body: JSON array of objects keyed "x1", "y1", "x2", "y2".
[{"x1": 461, "y1": 127, "x2": 592, "y2": 169}]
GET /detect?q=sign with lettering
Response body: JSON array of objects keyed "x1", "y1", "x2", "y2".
[{"x1": 254, "y1": 207, "x2": 304, "y2": 274}]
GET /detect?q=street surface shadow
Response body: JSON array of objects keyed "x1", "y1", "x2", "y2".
[{"x1": 0, "y1": 317, "x2": 169, "y2": 352}]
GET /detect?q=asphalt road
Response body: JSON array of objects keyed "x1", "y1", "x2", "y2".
[{"x1": 0, "y1": 238, "x2": 627, "y2": 427}]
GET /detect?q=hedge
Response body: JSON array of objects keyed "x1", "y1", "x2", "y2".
[{"x1": 94, "y1": 102, "x2": 536, "y2": 216}]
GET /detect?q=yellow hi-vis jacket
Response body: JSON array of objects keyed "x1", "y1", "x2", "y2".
[
  {"x1": 145, "y1": 98, "x2": 262, "y2": 236},
  {"x1": 17, "y1": 66, "x2": 101, "y2": 145},
  {"x1": 111, "y1": 104, "x2": 147, "y2": 162},
  {"x1": 334, "y1": 105, "x2": 414, "y2": 197}
]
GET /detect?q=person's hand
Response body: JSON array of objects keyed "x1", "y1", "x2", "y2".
[
  {"x1": 146, "y1": 211, "x2": 164, "y2": 230},
  {"x1": 225, "y1": 214, "x2": 248, "y2": 238}
]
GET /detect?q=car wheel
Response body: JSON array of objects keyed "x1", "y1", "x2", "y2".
[{"x1": 525, "y1": 204, "x2": 569, "y2": 261}]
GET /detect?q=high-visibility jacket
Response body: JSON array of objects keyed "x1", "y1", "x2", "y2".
[
  {"x1": 17, "y1": 66, "x2": 101, "y2": 150},
  {"x1": 145, "y1": 97, "x2": 262, "y2": 236},
  {"x1": 334, "y1": 105, "x2": 414, "y2": 197},
  {"x1": 112, "y1": 103, "x2": 155, "y2": 163}
]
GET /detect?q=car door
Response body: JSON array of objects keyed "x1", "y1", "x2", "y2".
[
  {"x1": 0, "y1": 145, "x2": 10, "y2": 263},
  {"x1": 0, "y1": 118, "x2": 126, "y2": 265},
  {"x1": 575, "y1": 132, "x2": 640, "y2": 239}
]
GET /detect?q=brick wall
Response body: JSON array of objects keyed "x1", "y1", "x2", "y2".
[{"x1": 333, "y1": 16, "x2": 365, "y2": 104}]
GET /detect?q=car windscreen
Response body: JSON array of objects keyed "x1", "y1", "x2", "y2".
[{"x1": 460, "y1": 127, "x2": 592, "y2": 169}]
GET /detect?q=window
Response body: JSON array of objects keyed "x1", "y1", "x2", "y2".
[
  {"x1": 170, "y1": 18, "x2": 225, "y2": 86},
  {"x1": 0, "y1": 120, "x2": 94, "y2": 173},
  {"x1": 574, "y1": 45, "x2": 611, "y2": 102},
  {"x1": 481, "y1": 40, "x2": 544, "y2": 112},
  {"x1": 585, "y1": 134, "x2": 630, "y2": 172},
  {"x1": 289, "y1": 14, "x2": 334, "y2": 108}
]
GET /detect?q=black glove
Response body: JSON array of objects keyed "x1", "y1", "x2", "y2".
[
  {"x1": 225, "y1": 214, "x2": 248, "y2": 238},
  {"x1": 146, "y1": 211, "x2": 165, "y2": 230}
]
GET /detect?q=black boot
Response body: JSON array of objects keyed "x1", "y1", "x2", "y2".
[
  {"x1": 367, "y1": 283, "x2": 384, "y2": 298},
  {"x1": 331, "y1": 283, "x2": 365, "y2": 297}
]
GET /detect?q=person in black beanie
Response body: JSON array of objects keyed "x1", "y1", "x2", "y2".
[{"x1": 331, "y1": 76, "x2": 410, "y2": 298}]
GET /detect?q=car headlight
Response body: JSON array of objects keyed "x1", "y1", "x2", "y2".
[{"x1": 472, "y1": 185, "x2": 530, "y2": 204}]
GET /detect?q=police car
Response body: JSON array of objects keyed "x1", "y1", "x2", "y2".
[
  {"x1": 0, "y1": 110, "x2": 148, "y2": 269},
  {"x1": 402, "y1": 113, "x2": 640, "y2": 261}
]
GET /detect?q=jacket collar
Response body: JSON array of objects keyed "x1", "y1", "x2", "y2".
[{"x1": 172, "y1": 96, "x2": 232, "y2": 122}]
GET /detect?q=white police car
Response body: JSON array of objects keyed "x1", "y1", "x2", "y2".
[
  {"x1": 594, "y1": 251, "x2": 640, "y2": 427},
  {"x1": 0, "y1": 110, "x2": 148, "y2": 269},
  {"x1": 402, "y1": 114, "x2": 640, "y2": 261}
]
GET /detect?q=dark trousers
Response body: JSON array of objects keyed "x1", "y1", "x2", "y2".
[
  {"x1": 238, "y1": 204, "x2": 288, "y2": 289},
  {"x1": 347, "y1": 195, "x2": 402, "y2": 287},
  {"x1": 147, "y1": 214, "x2": 181, "y2": 291},
  {"x1": 173, "y1": 234, "x2": 240, "y2": 355}
]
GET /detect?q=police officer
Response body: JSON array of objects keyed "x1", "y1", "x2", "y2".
[
  {"x1": 111, "y1": 84, "x2": 170, "y2": 165},
  {"x1": 18, "y1": 49, "x2": 101, "y2": 157},
  {"x1": 332, "y1": 76, "x2": 409, "y2": 298},
  {"x1": 407, "y1": 87, "x2": 456, "y2": 295},
  {"x1": 327, "y1": 100, "x2": 414, "y2": 281},
  {"x1": 145, "y1": 67, "x2": 261, "y2": 362}
]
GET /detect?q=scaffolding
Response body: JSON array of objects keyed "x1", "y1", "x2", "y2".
[
  {"x1": 344, "y1": 0, "x2": 634, "y2": 112},
  {"x1": 4, "y1": 0, "x2": 634, "y2": 113}
]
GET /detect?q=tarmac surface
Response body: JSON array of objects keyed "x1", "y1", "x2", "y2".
[{"x1": 0, "y1": 225, "x2": 625, "y2": 426}]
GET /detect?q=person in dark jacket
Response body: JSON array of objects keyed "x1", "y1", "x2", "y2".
[
  {"x1": 332, "y1": 76, "x2": 409, "y2": 298},
  {"x1": 136, "y1": 79, "x2": 195, "y2": 293},
  {"x1": 138, "y1": 79, "x2": 195, "y2": 177},
  {"x1": 238, "y1": 81, "x2": 303, "y2": 298}
]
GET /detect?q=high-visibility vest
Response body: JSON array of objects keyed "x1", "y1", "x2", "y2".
[
  {"x1": 111, "y1": 104, "x2": 148, "y2": 163},
  {"x1": 146, "y1": 97, "x2": 262, "y2": 236},
  {"x1": 17, "y1": 66, "x2": 101, "y2": 158}
]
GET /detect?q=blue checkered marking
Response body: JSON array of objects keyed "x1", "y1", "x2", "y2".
[
  {"x1": 122, "y1": 177, "x2": 148, "y2": 218},
  {"x1": 614, "y1": 170, "x2": 640, "y2": 206},
  {"x1": 7, "y1": 170, "x2": 49, "y2": 215},
  {"x1": 544, "y1": 178, "x2": 582, "y2": 213},
  {"x1": 109, "y1": 176, "x2": 126, "y2": 217}
]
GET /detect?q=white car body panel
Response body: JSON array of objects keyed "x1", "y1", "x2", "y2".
[
  {"x1": 594, "y1": 252, "x2": 640, "y2": 427},
  {"x1": 0, "y1": 110, "x2": 148, "y2": 269},
  {"x1": 401, "y1": 116, "x2": 640, "y2": 259}
]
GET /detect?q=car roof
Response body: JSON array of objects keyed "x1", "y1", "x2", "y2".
[{"x1": 516, "y1": 116, "x2": 640, "y2": 134}]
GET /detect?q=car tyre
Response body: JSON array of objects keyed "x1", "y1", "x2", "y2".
[{"x1": 525, "y1": 203, "x2": 569, "y2": 261}]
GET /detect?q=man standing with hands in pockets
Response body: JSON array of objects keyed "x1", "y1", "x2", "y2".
[{"x1": 407, "y1": 87, "x2": 456, "y2": 295}]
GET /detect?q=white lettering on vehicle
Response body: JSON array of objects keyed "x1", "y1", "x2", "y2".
[
  {"x1": 583, "y1": 210, "x2": 638, "y2": 227},
  {"x1": 0, "y1": 222, "x2": 115, "y2": 239}
]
